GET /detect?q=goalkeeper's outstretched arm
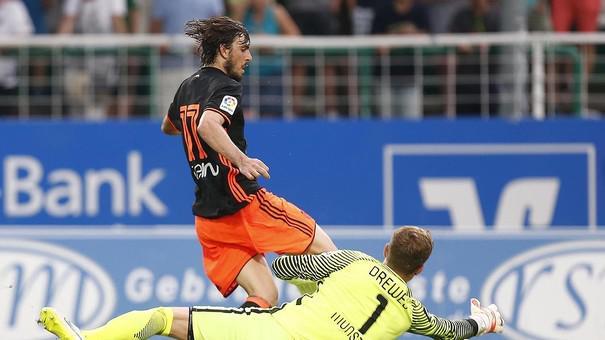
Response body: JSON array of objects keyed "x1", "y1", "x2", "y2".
[
  {"x1": 271, "y1": 249, "x2": 374, "y2": 282},
  {"x1": 408, "y1": 297, "x2": 504, "y2": 340}
]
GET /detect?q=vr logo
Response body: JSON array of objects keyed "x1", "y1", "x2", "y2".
[
  {"x1": 420, "y1": 177, "x2": 559, "y2": 229},
  {"x1": 383, "y1": 143, "x2": 596, "y2": 229}
]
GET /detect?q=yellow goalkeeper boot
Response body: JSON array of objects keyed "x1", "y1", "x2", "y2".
[{"x1": 38, "y1": 307, "x2": 84, "y2": 340}]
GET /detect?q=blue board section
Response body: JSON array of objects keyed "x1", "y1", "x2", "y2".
[
  {"x1": 391, "y1": 151, "x2": 590, "y2": 227},
  {"x1": 0, "y1": 119, "x2": 603, "y2": 228},
  {"x1": 3, "y1": 230, "x2": 604, "y2": 339},
  {"x1": 2, "y1": 119, "x2": 603, "y2": 339}
]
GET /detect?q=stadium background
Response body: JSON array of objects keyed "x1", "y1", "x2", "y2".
[{"x1": 1, "y1": 1, "x2": 605, "y2": 339}]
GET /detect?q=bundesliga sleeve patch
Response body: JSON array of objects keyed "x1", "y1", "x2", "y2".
[{"x1": 219, "y1": 95, "x2": 238, "y2": 115}]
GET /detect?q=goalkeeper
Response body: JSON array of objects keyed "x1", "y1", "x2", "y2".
[{"x1": 39, "y1": 226, "x2": 504, "y2": 340}]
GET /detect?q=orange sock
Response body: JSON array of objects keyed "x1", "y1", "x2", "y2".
[{"x1": 240, "y1": 296, "x2": 271, "y2": 308}]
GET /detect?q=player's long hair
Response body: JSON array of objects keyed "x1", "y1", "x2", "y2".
[
  {"x1": 387, "y1": 226, "x2": 433, "y2": 276},
  {"x1": 185, "y1": 16, "x2": 250, "y2": 66}
]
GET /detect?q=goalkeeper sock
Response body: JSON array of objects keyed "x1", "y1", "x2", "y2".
[{"x1": 82, "y1": 307, "x2": 173, "y2": 340}]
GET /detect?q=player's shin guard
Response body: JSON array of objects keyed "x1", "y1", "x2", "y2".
[{"x1": 82, "y1": 307, "x2": 173, "y2": 340}]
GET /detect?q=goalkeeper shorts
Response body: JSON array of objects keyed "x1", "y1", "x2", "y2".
[{"x1": 190, "y1": 306, "x2": 291, "y2": 340}]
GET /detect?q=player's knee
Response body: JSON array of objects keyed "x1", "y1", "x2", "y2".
[{"x1": 308, "y1": 225, "x2": 337, "y2": 253}]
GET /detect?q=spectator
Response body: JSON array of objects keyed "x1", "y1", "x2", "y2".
[
  {"x1": 126, "y1": 0, "x2": 145, "y2": 34},
  {"x1": 448, "y1": 0, "x2": 500, "y2": 116},
  {"x1": 334, "y1": 0, "x2": 355, "y2": 35},
  {"x1": 124, "y1": 0, "x2": 151, "y2": 117},
  {"x1": 278, "y1": 0, "x2": 338, "y2": 35},
  {"x1": 240, "y1": 0, "x2": 300, "y2": 118},
  {"x1": 552, "y1": 0, "x2": 600, "y2": 74},
  {"x1": 57, "y1": 0, "x2": 128, "y2": 119},
  {"x1": 0, "y1": 0, "x2": 33, "y2": 118},
  {"x1": 421, "y1": 0, "x2": 468, "y2": 34},
  {"x1": 150, "y1": 0, "x2": 225, "y2": 119},
  {"x1": 43, "y1": 0, "x2": 65, "y2": 33},
  {"x1": 526, "y1": 0, "x2": 557, "y2": 116},
  {"x1": 58, "y1": 0, "x2": 127, "y2": 34},
  {"x1": 227, "y1": 0, "x2": 248, "y2": 20},
  {"x1": 351, "y1": 0, "x2": 372, "y2": 35},
  {"x1": 527, "y1": 0, "x2": 552, "y2": 31},
  {"x1": 448, "y1": 0, "x2": 500, "y2": 46},
  {"x1": 279, "y1": 0, "x2": 342, "y2": 117},
  {"x1": 552, "y1": 0, "x2": 600, "y2": 115},
  {"x1": 150, "y1": 0, "x2": 224, "y2": 35},
  {"x1": 372, "y1": 0, "x2": 430, "y2": 119},
  {"x1": 22, "y1": 0, "x2": 49, "y2": 34},
  {"x1": 24, "y1": 0, "x2": 64, "y2": 118}
]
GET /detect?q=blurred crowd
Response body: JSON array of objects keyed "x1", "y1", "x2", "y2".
[
  {"x1": 1, "y1": 0, "x2": 605, "y2": 119},
  {"x1": 0, "y1": 0, "x2": 581, "y2": 36}
]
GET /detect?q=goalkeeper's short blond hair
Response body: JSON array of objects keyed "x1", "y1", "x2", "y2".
[{"x1": 387, "y1": 226, "x2": 433, "y2": 276}]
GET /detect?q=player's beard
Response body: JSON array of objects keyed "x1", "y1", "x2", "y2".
[{"x1": 224, "y1": 54, "x2": 242, "y2": 82}]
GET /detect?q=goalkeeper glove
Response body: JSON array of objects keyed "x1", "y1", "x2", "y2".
[{"x1": 468, "y1": 298, "x2": 504, "y2": 336}]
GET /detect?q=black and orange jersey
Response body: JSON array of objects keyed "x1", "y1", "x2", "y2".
[{"x1": 166, "y1": 66, "x2": 261, "y2": 218}]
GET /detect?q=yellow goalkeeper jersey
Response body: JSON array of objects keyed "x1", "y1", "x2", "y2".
[{"x1": 270, "y1": 250, "x2": 476, "y2": 340}]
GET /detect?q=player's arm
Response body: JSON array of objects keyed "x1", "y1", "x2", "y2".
[
  {"x1": 161, "y1": 100, "x2": 182, "y2": 136},
  {"x1": 271, "y1": 250, "x2": 372, "y2": 282},
  {"x1": 407, "y1": 297, "x2": 503, "y2": 339},
  {"x1": 161, "y1": 114, "x2": 181, "y2": 135},
  {"x1": 198, "y1": 108, "x2": 269, "y2": 180}
]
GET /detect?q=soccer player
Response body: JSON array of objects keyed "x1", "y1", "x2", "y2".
[
  {"x1": 159, "y1": 16, "x2": 337, "y2": 308},
  {"x1": 39, "y1": 226, "x2": 504, "y2": 340}
]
